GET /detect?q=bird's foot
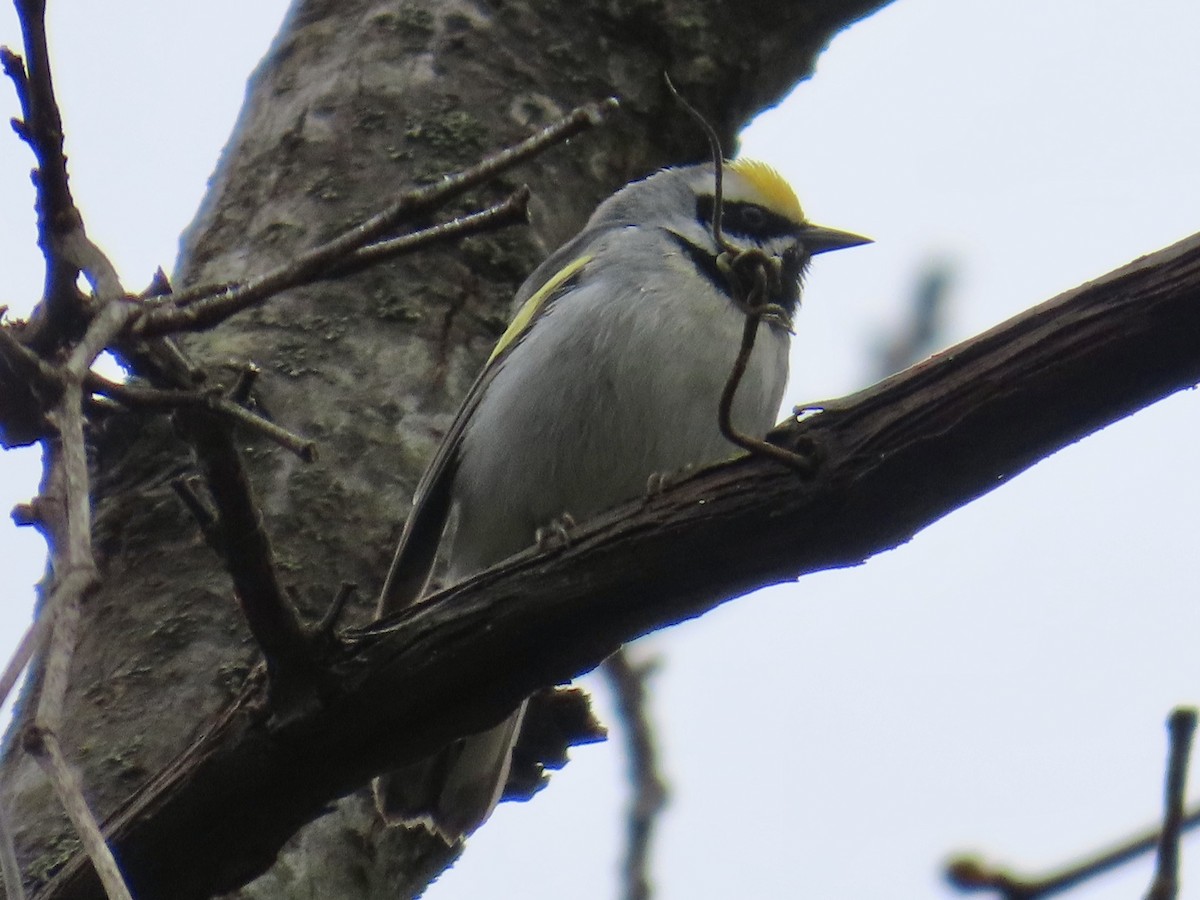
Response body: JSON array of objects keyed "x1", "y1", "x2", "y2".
[
  {"x1": 535, "y1": 513, "x2": 577, "y2": 550},
  {"x1": 643, "y1": 464, "x2": 696, "y2": 501}
]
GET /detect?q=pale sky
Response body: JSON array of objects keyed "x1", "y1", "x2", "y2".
[{"x1": 2, "y1": 2, "x2": 1199, "y2": 899}]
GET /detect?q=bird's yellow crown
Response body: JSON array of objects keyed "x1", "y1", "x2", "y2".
[{"x1": 726, "y1": 158, "x2": 805, "y2": 224}]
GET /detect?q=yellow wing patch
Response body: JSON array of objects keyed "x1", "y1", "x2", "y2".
[
  {"x1": 727, "y1": 158, "x2": 805, "y2": 224},
  {"x1": 488, "y1": 254, "x2": 592, "y2": 363}
]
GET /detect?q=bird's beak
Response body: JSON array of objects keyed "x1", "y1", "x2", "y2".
[{"x1": 800, "y1": 223, "x2": 873, "y2": 255}]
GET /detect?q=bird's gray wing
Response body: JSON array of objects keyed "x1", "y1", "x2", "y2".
[{"x1": 376, "y1": 227, "x2": 611, "y2": 616}]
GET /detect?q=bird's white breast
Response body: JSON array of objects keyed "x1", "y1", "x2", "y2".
[{"x1": 448, "y1": 226, "x2": 790, "y2": 579}]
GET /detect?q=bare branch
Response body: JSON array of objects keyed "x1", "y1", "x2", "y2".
[
  {"x1": 328, "y1": 187, "x2": 531, "y2": 280},
  {"x1": 62, "y1": 302, "x2": 133, "y2": 382},
  {"x1": 0, "y1": 46, "x2": 30, "y2": 115},
  {"x1": 29, "y1": 399, "x2": 132, "y2": 900},
  {"x1": 0, "y1": 613, "x2": 49, "y2": 900},
  {"x1": 1147, "y1": 708, "x2": 1197, "y2": 900},
  {"x1": 23, "y1": 728, "x2": 130, "y2": 900},
  {"x1": 874, "y1": 261, "x2": 954, "y2": 378},
  {"x1": 59, "y1": 231, "x2": 124, "y2": 301},
  {"x1": 2, "y1": 4, "x2": 125, "y2": 349},
  {"x1": 312, "y1": 582, "x2": 358, "y2": 644},
  {"x1": 0, "y1": 51, "x2": 142, "y2": 872},
  {"x1": 227, "y1": 362, "x2": 259, "y2": 405},
  {"x1": 0, "y1": 317, "x2": 61, "y2": 447},
  {"x1": 946, "y1": 804, "x2": 1200, "y2": 899},
  {"x1": 203, "y1": 396, "x2": 317, "y2": 462},
  {"x1": 130, "y1": 101, "x2": 615, "y2": 338},
  {"x1": 169, "y1": 477, "x2": 220, "y2": 549},
  {"x1": 0, "y1": 318, "x2": 61, "y2": 391},
  {"x1": 85, "y1": 374, "x2": 318, "y2": 462},
  {"x1": 0, "y1": 616, "x2": 48, "y2": 710},
  {"x1": 35, "y1": 436, "x2": 95, "y2": 730},
  {"x1": 604, "y1": 650, "x2": 668, "y2": 900},
  {"x1": 174, "y1": 408, "x2": 315, "y2": 701},
  {"x1": 0, "y1": 119, "x2": 144, "y2": 889}
]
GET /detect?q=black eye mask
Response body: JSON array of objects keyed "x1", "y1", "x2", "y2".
[{"x1": 695, "y1": 196, "x2": 802, "y2": 241}]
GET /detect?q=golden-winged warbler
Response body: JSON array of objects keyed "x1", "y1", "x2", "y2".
[{"x1": 375, "y1": 159, "x2": 869, "y2": 842}]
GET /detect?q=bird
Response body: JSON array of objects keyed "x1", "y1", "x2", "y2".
[{"x1": 374, "y1": 158, "x2": 870, "y2": 843}]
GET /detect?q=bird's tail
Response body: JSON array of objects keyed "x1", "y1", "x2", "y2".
[{"x1": 374, "y1": 702, "x2": 527, "y2": 844}]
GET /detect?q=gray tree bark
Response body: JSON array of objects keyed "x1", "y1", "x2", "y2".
[{"x1": 1, "y1": 0, "x2": 892, "y2": 897}]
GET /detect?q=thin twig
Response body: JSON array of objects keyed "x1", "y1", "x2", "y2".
[
  {"x1": 663, "y1": 73, "x2": 730, "y2": 252},
  {"x1": 211, "y1": 397, "x2": 318, "y2": 462},
  {"x1": 0, "y1": 322, "x2": 61, "y2": 446},
  {"x1": 3, "y1": 11, "x2": 123, "y2": 352},
  {"x1": 227, "y1": 363, "x2": 259, "y2": 405},
  {"x1": 59, "y1": 230, "x2": 124, "y2": 302},
  {"x1": 0, "y1": 605, "x2": 48, "y2": 900},
  {"x1": 946, "y1": 803, "x2": 1200, "y2": 898},
  {"x1": 175, "y1": 408, "x2": 315, "y2": 701},
  {"x1": 62, "y1": 301, "x2": 133, "y2": 381},
  {"x1": 108, "y1": 272, "x2": 210, "y2": 390},
  {"x1": 130, "y1": 187, "x2": 528, "y2": 347},
  {"x1": 604, "y1": 649, "x2": 669, "y2": 900},
  {"x1": 34, "y1": 436, "x2": 94, "y2": 730},
  {"x1": 112, "y1": 332, "x2": 207, "y2": 390},
  {"x1": 86, "y1": 373, "x2": 318, "y2": 462},
  {"x1": 1147, "y1": 707, "x2": 1197, "y2": 900},
  {"x1": 24, "y1": 728, "x2": 131, "y2": 900},
  {"x1": 131, "y1": 100, "x2": 616, "y2": 337},
  {"x1": 0, "y1": 46, "x2": 30, "y2": 113},
  {"x1": 170, "y1": 477, "x2": 221, "y2": 548},
  {"x1": 29, "y1": 405, "x2": 133, "y2": 900},
  {"x1": 0, "y1": 321, "x2": 62, "y2": 391},
  {"x1": 8, "y1": 2, "x2": 71, "y2": 224},
  {"x1": 0, "y1": 614, "x2": 51, "y2": 709},
  {"x1": 2, "y1": 10, "x2": 79, "y2": 324},
  {"x1": 715, "y1": 254, "x2": 814, "y2": 473},
  {"x1": 6, "y1": 88, "x2": 143, "y2": 887},
  {"x1": 311, "y1": 582, "x2": 357, "y2": 644},
  {"x1": 328, "y1": 187, "x2": 531, "y2": 278},
  {"x1": 874, "y1": 261, "x2": 953, "y2": 378}
]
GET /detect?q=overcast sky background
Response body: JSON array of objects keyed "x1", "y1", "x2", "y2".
[{"x1": 1, "y1": 2, "x2": 1199, "y2": 898}]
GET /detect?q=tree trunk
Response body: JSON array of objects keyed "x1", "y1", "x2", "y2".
[{"x1": 1, "y1": 0, "x2": 892, "y2": 896}]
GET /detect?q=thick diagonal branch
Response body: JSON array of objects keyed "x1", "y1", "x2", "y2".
[{"x1": 34, "y1": 231, "x2": 1200, "y2": 900}]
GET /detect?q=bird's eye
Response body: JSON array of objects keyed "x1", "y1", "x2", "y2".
[{"x1": 738, "y1": 206, "x2": 766, "y2": 231}]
